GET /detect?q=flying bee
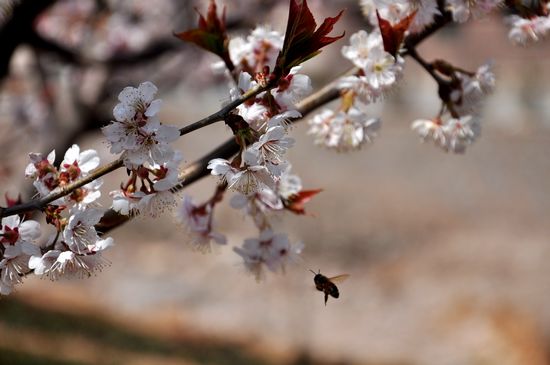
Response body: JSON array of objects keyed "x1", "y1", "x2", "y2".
[{"x1": 310, "y1": 269, "x2": 350, "y2": 305}]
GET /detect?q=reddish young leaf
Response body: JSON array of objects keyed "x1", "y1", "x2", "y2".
[
  {"x1": 174, "y1": 0, "x2": 234, "y2": 71},
  {"x1": 376, "y1": 10, "x2": 416, "y2": 58},
  {"x1": 284, "y1": 189, "x2": 322, "y2": 215},
  {"x1": 4, "y1": 193, "x2": 22, "y2": 208},
  {"x1": 275, "y1": 0, "x2": 344, "y2": 77}
]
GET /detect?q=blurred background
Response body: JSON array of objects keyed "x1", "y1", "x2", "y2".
[{"x1": 1, "y1": 0, "x2": 550, "y2": 364}]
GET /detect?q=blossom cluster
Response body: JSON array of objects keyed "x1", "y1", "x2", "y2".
[
  {"x1": 102, "y1": 81, "x2": 182, "y2": 218},
  {"x1": 308, "y1": 27, "x2": 397, "y2": 151},
  {"x1": 411, "y1": 61, "x2": 495, "y2": 153},
  {"x1": 506, "y1": 2, "x2": 550, "y2": 45},
  {"x1": 0, "y1": 144, "x2": 114, "y2": 295},
  {"x1": 205, "y1": 26, "x2": 311, "y2": 278}
]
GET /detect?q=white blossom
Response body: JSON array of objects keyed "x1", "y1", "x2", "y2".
[
  {"x1": 442, "y1": 115, "x2": 480, "y2": 153},
  {"x1": 62, "y1": 208, "x2": 103, "y2": 254},
  {"x1": 411, "y1": 118, "x2": 447, "y2": 148},
  {"x1": 102, "y1": 81, "x2": 179, "y2": 168},
  {"x1": 507, "y1": 14, "x2": 550, "y2": 45},
  {"x1": 273, "y1": 67, "x2": 313, "y2": 111},
  {"x1": 0, "y1": 216, "x2": 41, "y2": 295},
  {"x1": 412, "y1": 115, "x2": 480, "y2": 153},
  {"x1": 208, "y1": 152, "x2": 275, "y2": 195},
  {"x1": 341, "y1": 30, "x2": 383, "y2": 70},
  {"x1": 228, "y1": 25, "x2": 283, "y2": 73},
  {"x1": 308, "y1": 107, "x2": 381, "y2": 152},
  {"x1": 453, "y1": 61, "x2": 495, "y2": 115},
  {"x1": 25, "y1": 150, "x2": 55, "y2": 179},
  {"x1": 251, "y1": 126, "x2": 294, "y2": 177},
  {"x1": 0, "y1": 241, "x2": 41, "y2": 295},
  {"x1": 60, "y1": 144, "x2": 100, "y2": 174},
  {"x1": 134, "y1": 190, "x2": 177, "y2": 218}
]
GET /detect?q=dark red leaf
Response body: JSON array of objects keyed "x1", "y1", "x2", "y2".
[
  {"x1": 284, "y1": 189, "x2": 322, "y2": 215},
  {"x1": 275, "y1": 0, "x2": 344, "y2": 77},
  {"x1": 376, "y1": 10, "x2": 416, "y2": 58},
  {"x1": 174, "y1": 0, "x2": 234, "y2": 71}
]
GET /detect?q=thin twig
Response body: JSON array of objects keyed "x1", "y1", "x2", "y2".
[{"x1": 178, "y1": 84, "x2": 271, "y2": 136}]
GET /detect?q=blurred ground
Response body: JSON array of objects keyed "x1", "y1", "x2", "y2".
[{"x1": 2, "y1": 2, "x2": 550, "y2": 365}]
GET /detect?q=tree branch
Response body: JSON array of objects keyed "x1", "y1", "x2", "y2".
[{"x1": 2, "y1": 9, "x2": 455, "y2": 231}]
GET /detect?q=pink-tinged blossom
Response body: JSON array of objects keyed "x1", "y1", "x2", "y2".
[
  {"x1": 507, "y1": 14, "x2": 550, "y2": 45},
  {"x1": 234, "y1": 229, "x2": 303, "y2": 281},
  {"x1": 308, "y1": 107, "x2": 381, "y2": 152},
  {"x1": 176, "y1": 195, "x2": 226, "y2": 253}
]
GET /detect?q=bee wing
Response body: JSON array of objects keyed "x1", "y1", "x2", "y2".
[{"x1": 328, "y1": 274, "x2": 350, "y2": 283}]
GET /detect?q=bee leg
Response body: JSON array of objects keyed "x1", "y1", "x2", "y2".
[{"x1": 324, "y1": 292, "x2": 328, "y2": 306}]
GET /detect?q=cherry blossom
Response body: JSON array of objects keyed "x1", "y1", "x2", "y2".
[
  {"x1": 308, "y1": 107, "x2": 381, "y2": 152},
  {"x1": 250, "y1": 126, "x2": 295, "y2": 177},
  {"x1": 507, "y1": 14, "x2": 550, "y2": 45},
  {"x1": 208, "y1": 151, "x2": 275, "y2": 195},
  {"x1": 25, "y1": 145, "x2": 102, "y2": 207},
  {"x1": 411, "y1": 117, "x2": 448, "y2": 148},
  {"x1": 62, "y1": 208, "x2": 104, "y2": 254},
  {"x1": 176, "y1": 195, "x2": 226, "y2": 253},
  {"x1": 341, "y1": 30, "x2": 384, "y2": 70},
  {"x1": 102, "y1": 81, "x2": 179, "y2": 168},
  {"x1": 109, "y1": 152, "x2": 182, "y2": 218},
  {"x1": 234, "y1": 229, "x2": 303, "y2": 281},
  {"x1": 0, "y1": 215, "x2": 41, "y2": 295},
  {"x1": 411, "y1": 115, "x2": 480, "y2": 153}
]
